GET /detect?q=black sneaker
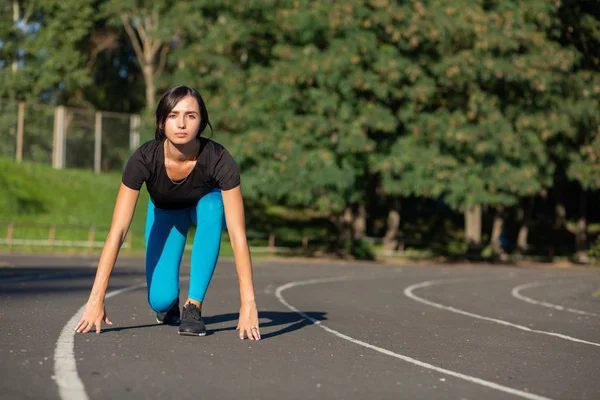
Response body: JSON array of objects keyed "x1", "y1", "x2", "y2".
[
  {"x1": 178, "y1": 303, "x2": 206, "y2": 336},
  {"x1": 156, "y1": 298, "x2": 181, "y2": 325}
]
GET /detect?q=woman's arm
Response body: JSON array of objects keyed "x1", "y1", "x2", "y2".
[
  {"x1": 221, "y1": 185, "x2": 261, "y2": 341},
  {"x1": 75, "y1": 183, "x2": 140, "y2": 334}
]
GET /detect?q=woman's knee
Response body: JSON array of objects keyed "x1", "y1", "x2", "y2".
[{"x1": 148, "y1": 289, "x2": 178, "y2": 312}]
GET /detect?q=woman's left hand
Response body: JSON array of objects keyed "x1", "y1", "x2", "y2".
[{"x1": 237, "y1": 300, "x2": 261, "y2": 341}]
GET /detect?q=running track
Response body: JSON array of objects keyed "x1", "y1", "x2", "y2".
[{"x1": 1, "y1": 254, "x2": 599, "y2": 400}]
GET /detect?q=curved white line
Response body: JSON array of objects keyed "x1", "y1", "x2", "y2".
[
  {"x1": 405, "y1": 280, "x2": 600, "y2": 347},
  {"x1": 275, "y1": 277, "x2": 553, "y2": 400},
  {"x1": 54, "y1": 282, "x2": 146, "y2": 400},
  {"x1": 53, "y1": 273, "x2": 235, "y2": 399},
  {"x1": 512, "y1": 282, "x2": 600, "y2": 318}
]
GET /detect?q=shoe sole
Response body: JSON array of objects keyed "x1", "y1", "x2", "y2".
[
  {"x1": 178, "y1": 331, "x2": 207, "y2": 337},
  {"x1": 156, "y1": 317, "x2": 181, "y2": 325}
]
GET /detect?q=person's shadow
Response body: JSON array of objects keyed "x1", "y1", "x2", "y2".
[{"x1": 100, "y1": 310, "x2": 327, "y2": 340}]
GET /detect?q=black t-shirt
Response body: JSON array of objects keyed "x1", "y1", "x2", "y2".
[{"x1": 122, "y1": 137, "x2": 240, "y2": 210}]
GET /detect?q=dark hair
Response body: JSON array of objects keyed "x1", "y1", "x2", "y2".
[{"x1": 155, "y1": 85, "x2": 213, "y2": 139}]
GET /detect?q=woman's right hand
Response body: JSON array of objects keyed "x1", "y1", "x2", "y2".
[{"x1": 75, "y1": 299, "x2": 112, "y2": 334}]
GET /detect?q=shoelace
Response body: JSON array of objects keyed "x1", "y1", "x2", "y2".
[{"x1": 183, "y1": 304, "x2": 201, "y2": 320}]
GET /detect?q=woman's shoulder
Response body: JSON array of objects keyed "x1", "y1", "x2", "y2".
[
  {"x1": 132, "y1": 138, "x2": 163, "y2": 159},
  {"x1": 198, "y1": 138, "x2": 237, "y2": 172}
]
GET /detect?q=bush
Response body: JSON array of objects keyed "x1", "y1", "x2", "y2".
[
  {"x1": 589, "y1": 235, "x2": 600, "y2": 264},
  {"x1": 344, "y1": 238, "x2": 375, "y2": 260}
]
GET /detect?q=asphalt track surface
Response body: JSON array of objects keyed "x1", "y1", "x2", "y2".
[{"x1": 1, "y1": 254, "x2": 599, "y2": 400}]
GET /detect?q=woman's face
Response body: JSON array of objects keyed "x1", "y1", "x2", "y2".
[{"x1": 163, "y1": 95, "x2": 201, "y2": 145}]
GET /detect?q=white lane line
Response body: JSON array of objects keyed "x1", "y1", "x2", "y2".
[
  {"x1": 275, "y1": 277, "x2": 553, "y2": 400},
  {"x1": 512, "y1": 282, "x2": 600, "y2": 318},
  {"x1": 54, "y1": 282, "x2": 146, "y2": 400},
  {"x1": 53, "y1": 274, "x2": 234, "y2": 400},
  {"x1": 405, "y1": 280, "x2": 600, "y2": 348}
]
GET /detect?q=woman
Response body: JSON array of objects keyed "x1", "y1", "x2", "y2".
[{"x1": 75, "y1": 85, "x2": 260, "y2": 340}]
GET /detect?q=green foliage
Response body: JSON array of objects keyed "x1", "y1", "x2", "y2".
[
  {"x1": 343, "y1": 238, "x2": 375, "y2": 261},
  {"x1": 0, "y1": 0, "x2": 95, "y2": 102},
  {"x1": 174, "y1": 1, "x2": 400, "y2": 219},
  {"x1": 589, "y1": 235, "x2": 600, "y2": 262},
  {"x1": 0, "y1": 100, "x2": 18, "y2": 159},
  {"x1": 102, "y1": 0, "x2": 203, "y2": 40},
  {"x1": 375, "y1": 0, "x2": 575, "y2": 212},
  {"x1": 558, "y1": 1, "x2": 600, "y2": 191},
  {"x1": 101, "y1": 0, "x2": 207, "y2": 111}
]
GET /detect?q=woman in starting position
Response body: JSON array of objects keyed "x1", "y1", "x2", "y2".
[{"x1": 75, "y1": 85, "x2": 260, "y2": 340}]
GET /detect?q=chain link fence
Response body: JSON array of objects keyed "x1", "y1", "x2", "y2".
[
  {"x1": 102, "y1": 111, "x2": 138, "y2": 172},
  {"x1": 0, "y1": 98, "x2": 140, "y2": 172},
  {"x1": 22, "y1": 102, "x2": 55, "y2": 165},
  {"x1": 0, "y1": 100, "x2": 18, "y2": 160}
]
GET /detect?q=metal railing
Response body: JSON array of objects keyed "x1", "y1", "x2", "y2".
[
  {"x1": 0, "y1": 222, "x2": 307, "y2": 253},
  {"x1": 0, "y1": 222, "x2": 131, "y2": 249}
]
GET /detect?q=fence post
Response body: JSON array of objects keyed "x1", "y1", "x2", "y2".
[
  {"x1": 94, "y1": 112, "x2": 102, "y2": 173},
  {"x1": 7, "y1": 224, "x2": 13, "y2": 247},
  {"x1": 268, "y1": 234, "x2": 275, "y2": 253},
  {"x1": 16, "y1": 102, "x2": 25, "y2": 162},
  {"x1": 129, "y1": 114, "x2": 140, "y2": 150},
  {"x1": 52, "y1": 106, "x2": 66, "y2": 169},
  {"x1": 88, "y1": 226, "x2": 95, "y2": 248},
  {"x1": 49, "y1": 226, "x2": 55, "y2": 246},
  {"x1": 126, "y1": 232, "x2": 132, "y2": 249}
]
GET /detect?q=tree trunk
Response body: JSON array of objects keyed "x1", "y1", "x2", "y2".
[
  {"x1": 464, "y1": 205, "x2": 482, "y2": 249},
  {"x1": 121, "y1": 14, "x2": 160, "y2": 111},
  {"x1": 352, "y1": 204, "x2": 366, "y2": 240},
  {"x1": 341, "y1": 206, "x2": 353, "y2": 241},
  {"x1": 575, "y1": 189, "x2": 588, "y2": 263},
  {"x1": 517, "y1": 196, "x2": 533, "y2": 254},
  {"x1": 143, "y1": 64, "x2": 156, "y2": 110},
  {"x1": 383, "y1": 199, "x2": 401, "y2": 253},
  {"x1": 554, "y1": 202, "x2": 566, "y2": 230},
  {"x1": 491, "y1": 206, "x2": 507, "y2": 260},
  {"x1": 548, "y1": 185, "x2": 567, "y2": 260}
]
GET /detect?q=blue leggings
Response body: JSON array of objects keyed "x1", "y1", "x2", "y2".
[{"x1": 145, "y1": 189, "x2": 225, "y2": 312}]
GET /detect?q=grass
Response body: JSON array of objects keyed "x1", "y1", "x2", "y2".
[
  {"x1": 0, "y1": 157, "x2": 329, "y2": 257},
  {"x1": 593, "y1": 290, "x2": 600, "y2": 298},
  {"x1": 0, "y1": 157, "x2": 149, "y2": 252},
  {"x1": 0, "y1": 157, "x2": 144, "y2": 225}
]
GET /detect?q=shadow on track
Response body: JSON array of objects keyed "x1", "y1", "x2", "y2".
[
  {"x1": 0, "y1": 266, "x2": 145, "y2": 295},
  {"x1": 99, "y1": 311, "x2": 327, "y2": 340}
]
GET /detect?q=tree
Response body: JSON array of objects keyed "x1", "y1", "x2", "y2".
[
  {"x1": 0, "y1": 0, "x2": 95, "y2": 102},
  {"x1": 374, "y1": 0, "x2": 577, "y2": 255},
  {"x1": 553, "y1": 0, "x2": 600, "y2": 261},
  {"x1": 172, "y1": 1, "x2": 400, "y2": 255},
  {"x1": 102, "y1": 0, "x2": 203, "y2": 111}
]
